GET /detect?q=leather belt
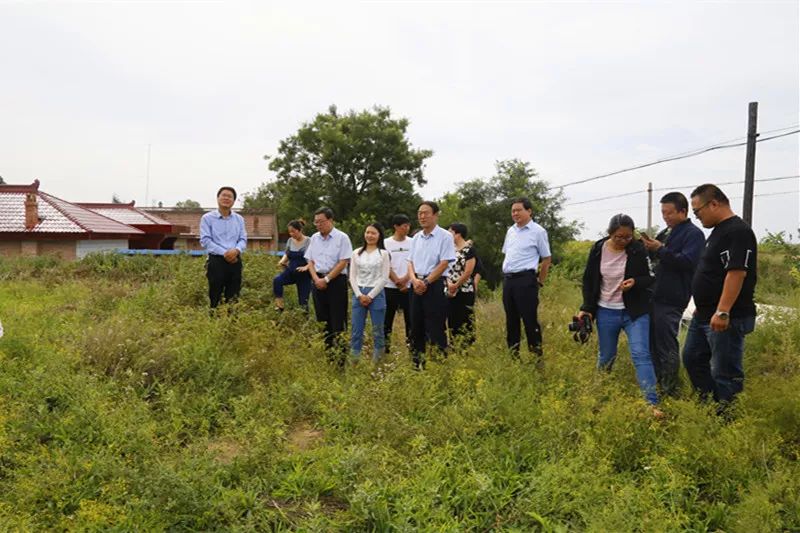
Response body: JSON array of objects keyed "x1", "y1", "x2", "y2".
[{"x1": 504, "y1": 269, "x2": 536, "y2": 279}]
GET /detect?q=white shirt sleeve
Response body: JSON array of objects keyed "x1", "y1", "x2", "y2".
[
  {"x1": 349, "y1": 251, "x2": 360, "y2": 294},
  {"x1": 368, "y1": 250, "x2": 391, "y2": 299}
]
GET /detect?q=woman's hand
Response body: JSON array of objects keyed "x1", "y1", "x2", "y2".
[
  {"x1": 447, "y1": 281, "x2": 458, "y2": 298},
  {"x1": 295, "y1": 265, "x2": 309, "y2": 272},
  {"x1": 619, "y1": 278, "x2": 636, "y2": 292},
  {"x1": 577, "y1": 310, "x2": 593, "y2": 321}
]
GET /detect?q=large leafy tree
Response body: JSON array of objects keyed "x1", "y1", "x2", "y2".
[
  {"x1": 439, "y1": 159, "x2": 581, "y2": 286},
  {"x1": 246, "y1": 105, "x2": 432, "y2": 229}
]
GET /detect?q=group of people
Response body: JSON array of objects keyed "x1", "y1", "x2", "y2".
[
  {"x1": 199, "y1": 183, "x2": 758, "y2": 415},
  {"x1": 577, "y1": 184, "x2": 757, "y2": 415},
  {"x1": 275, "y1": 203, "x2": 494, "y2": 369}
]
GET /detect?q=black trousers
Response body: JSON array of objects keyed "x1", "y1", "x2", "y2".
[
  {"x1": 384, "y1": 287, "x2": 412, "y2": 350},
  {"x1": 650, "y1": 301, "x2": 685, "y2": 397},
  {"x1": 448, "y1": 290, "x2": 476, "y2": 346},
  {"x1": 312, "y1": 275, "x2": 349, "y2": 362},
  {"x1": 409, "y1": 279, "x2": 448, "y2": 365},
  {"x1": 502, "y1": 271, "x2": 542, "y2": 356},
  {"x1": 207, "y1": 255, "x2": 243, "y2": 308}
]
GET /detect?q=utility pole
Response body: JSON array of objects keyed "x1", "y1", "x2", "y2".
[
  {"x1": 647, "y1": 181, "x2": 653, "y2": 232},
  {"x1": 742, "y1": 102, "x2": 758, "y2": 225}
]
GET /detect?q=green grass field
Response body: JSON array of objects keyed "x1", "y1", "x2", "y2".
[{"x1": 0, "y1": 252, "x2": 798, "y2": 531}]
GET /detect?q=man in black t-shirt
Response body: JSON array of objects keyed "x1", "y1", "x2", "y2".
[{"x1": 682, "y1": 184, "x2": 757, "y2": 405}]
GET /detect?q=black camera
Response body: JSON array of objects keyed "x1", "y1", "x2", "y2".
[{"x1": 568, "y1": 315, "x2": 593, "y2": 344}]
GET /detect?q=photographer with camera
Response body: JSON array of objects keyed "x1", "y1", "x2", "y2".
[{"x1": 577, "y1": 214, "x2": 662, "y2": 417}]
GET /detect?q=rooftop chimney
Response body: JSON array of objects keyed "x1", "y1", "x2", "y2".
[{"x1": 25, "y1": 192, "x2": 39, "y2": 230}]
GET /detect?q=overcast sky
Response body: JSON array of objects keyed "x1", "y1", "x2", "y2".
[{"x1": 1, "y1": 1, "x2": 798, "y2": 239}]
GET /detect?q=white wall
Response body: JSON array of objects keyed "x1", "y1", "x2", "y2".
[{"x1": 76, "y1": 239, "x2": 128, "y2": 259}]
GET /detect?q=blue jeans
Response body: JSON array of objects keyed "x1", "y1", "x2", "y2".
[
  {"x1": 681, "y1": 315, "x2": 755, "y2": 403},
  {"x1": 272, "y1": 268, "x2": 311, "y2": 310},
  {"x1": 351, "y1": 287, "x2": 386, "y2": 361},
  {"x1": 596, "y1": 307, "x2": 659, "y2": 405}
]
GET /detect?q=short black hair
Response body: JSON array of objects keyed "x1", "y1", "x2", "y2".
[
  {"x1": 448, "y1": 222, "x2": 468, "y2": 239},
  {"x1": 511, "y1": 197, "x2": 532, "y2": 210},
  {"x1": 607, "y1": 213, "x2": 635, "y2": 234},
  {"x1": 417, "y1": 200, "x2": 440, "y2": 214},
  {"x1": 391, "y1": 214, "x2": 411, "y2": 226},
  {"x1": 690, "y1": 184, "x2": 730, "y2": 206},
  {"x1": 660, "y1": 192, "x2": 689, "y2": 213},
  {"x1": 217, "y1": 186, "x2": 237, "y2": 200},
  {"x1": 314, "y1": 207, "x2": 335, "y2": 220}
]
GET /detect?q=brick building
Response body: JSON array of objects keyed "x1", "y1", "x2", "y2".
[
  {"x1": 77, "y1": 202, "x2": 189, "y2": 250},
  {"x1": 0, "y1": 180, "x2": 207, "y2": 259},
  {"x1": 142, "y1": 207, "x2": 278, "y2": 252}
]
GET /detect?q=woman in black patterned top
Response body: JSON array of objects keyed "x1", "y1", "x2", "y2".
[{"x1": 446, "y1": 223, "x2": 478, "y2": 346}]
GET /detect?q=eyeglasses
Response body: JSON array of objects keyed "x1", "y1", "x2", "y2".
[
  {"x1": 612, "y1": 234, "x2": 633, "y2": 241},
  {"x1": 692, "y1": 201, "x2": 711, "y2": 217}
]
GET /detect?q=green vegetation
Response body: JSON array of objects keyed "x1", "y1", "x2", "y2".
[
  {"x1": 245, "y1": 105, "x2": 432, "y2": 230},
  {"x1": 0, "y1": 251, "x2": 798, "y2": 531}
]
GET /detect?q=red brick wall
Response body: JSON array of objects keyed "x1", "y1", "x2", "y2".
[
  {"x1": 0, "y1": 241, "x2": 21, "y2": 257},
  {"x1": 38, "y1": 240, "x2": 77, "y2": 260},
  {"x1": 0, "y1": 240, "x2": 77, "y2": 260}
]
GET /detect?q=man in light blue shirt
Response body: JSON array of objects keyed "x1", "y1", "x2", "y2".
[
  {"x1": 199, "y1": 186, "x2": 248, "y2": 308},
  {"x1": 406, "y1": 200, "x2": 456, "y2": 369},
  {"x1": 305, "y1": 207, "x2": 353, "y2": 364},
  {"x1": 501, "y1": 197, "x2": 551, "y2": 362}
]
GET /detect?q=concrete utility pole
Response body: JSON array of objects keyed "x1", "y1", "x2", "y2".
[
  {"x1": 742, "y1": 102, "x2": 758, "y2": 225},
  {"x1": 647, "y1": 181, "x2": 653, "y2": 232}
]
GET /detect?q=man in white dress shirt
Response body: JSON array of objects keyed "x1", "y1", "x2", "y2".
[
  {"x1": 501, "y1": 197, "x2": 551, "y2": 362},
  {"x1": 305, "y1": 207, "x2": 353, "y2": 364}
]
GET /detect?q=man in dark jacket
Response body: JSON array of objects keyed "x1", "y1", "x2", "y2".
[{"x1": 641, "y1": 192, "x2": 705, "y2": 396}]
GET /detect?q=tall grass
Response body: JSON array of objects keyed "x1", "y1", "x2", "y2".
[{"x1": 0, "y1": 252, "x2": 797, "y2": 531}]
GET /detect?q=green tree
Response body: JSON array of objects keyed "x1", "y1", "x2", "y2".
[
  {"x1": 248, "y1": 105, "x2": 433, "y2": 228},
  {"x1": 439, "y1": 159, "x2": 581, "y2": 287},
  {"x1": 175, "y1": 199, "x2": 201, "y2": 208}
]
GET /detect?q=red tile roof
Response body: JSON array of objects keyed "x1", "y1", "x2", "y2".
[
  {"x1": 0, "y1": 180, "x2": 144, "y2": 235},
  {"x1": 76, "y1": 202, "x2": 175, "y2": 226}
]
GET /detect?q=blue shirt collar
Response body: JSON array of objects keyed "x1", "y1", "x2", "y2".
[{"x1": 213, "y1": 209, "x2": 235, "y2": 219}]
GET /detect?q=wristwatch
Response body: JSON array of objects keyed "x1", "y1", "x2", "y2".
[
  {"x1": 423, "y1": 278, "x2": 431, "y2": 287},
  {"x1": 714, "y1": 310, "x2": 730, "y2": 320}
]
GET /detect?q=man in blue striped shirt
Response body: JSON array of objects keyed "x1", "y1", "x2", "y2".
[{"x1": 199, "y1": 186, "x2": 248, "y2": 308}]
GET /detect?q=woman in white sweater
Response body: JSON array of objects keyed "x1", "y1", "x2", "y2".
[{"x1": 349, "y1": 222, "x2": 391, "y2": 362}]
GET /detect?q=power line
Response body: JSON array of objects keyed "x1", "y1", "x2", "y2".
[
  {"x1": 563, "y1": 190, "x2": 644, "y2": 206},
  {"x1": 662, "y1": 124, "x2": 798, "y2": 159},
  {"x1": 567, "y1": 188, "x2": 799, "y2": 215},
  {"x1": 563, "y1": 175, "x2": 799, "y2": 206},
  {"x1": 548, "y1": 127, "x2": 800, "y2": 191},
  {"x1": 653, "y1": 174, "x2": 799, "y2": 193}
]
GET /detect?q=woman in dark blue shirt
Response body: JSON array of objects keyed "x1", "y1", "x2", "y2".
[{"x1": 273, "y1": 220, "x2": 311, "y2": 312}]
